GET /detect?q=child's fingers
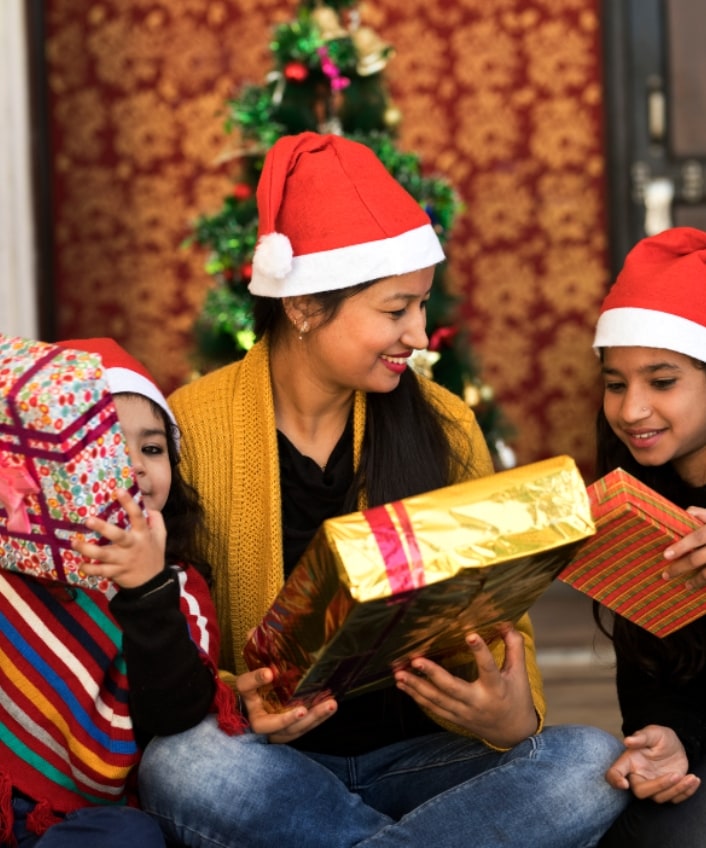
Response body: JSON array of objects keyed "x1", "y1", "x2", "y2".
[
  {"x1": 83, "y1": 514, "x2": 127, "y2": 542},
  {"x1": 114, "y1": 487, "x2": 147, "y2": 522},
  {"x1": 71, "y1": 538, "x2": 110, "y2": 563}
]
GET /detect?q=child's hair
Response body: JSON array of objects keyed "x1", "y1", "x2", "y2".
[
  {"x1": 253, "y1": 287, "x2": 477, "y2": 510},
  {"x1": 119, "y1": 392, "x2": 211, "y2": 586}
]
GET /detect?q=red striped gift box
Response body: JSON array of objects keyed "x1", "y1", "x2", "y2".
[{"x1": 559, "y1": 468, "x2": 706, "y2": 637}]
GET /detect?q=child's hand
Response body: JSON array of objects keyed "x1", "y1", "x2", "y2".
[
  {"x1": 663, "y1": 506, "x2": 706, "y2": 588},
  {"x1": 605, "y1": 725, "x2": 699, "y2": 804},
  {"x1": 72, "y1": 487, "x2": 166, "y2": 589}
]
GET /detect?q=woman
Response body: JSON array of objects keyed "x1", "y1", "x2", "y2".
[
  {"x1": 138, "y1": 132, "x2": 626, "y2": 848},
  {"x1": 591, "y1": 226, "x2": 706, "y2": 847}
]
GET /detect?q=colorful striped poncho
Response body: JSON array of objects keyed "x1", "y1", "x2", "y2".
[{"x1": 0, "y1": 564, "x2": 238, "y2": 839}]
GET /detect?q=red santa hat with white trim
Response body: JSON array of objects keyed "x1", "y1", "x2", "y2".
[
  {"x1": 55, "y1": 337, "x2": 176, "y2": 429},
  {"x1": 593, "y1": 226, "x2": 706, "y2": 360},
  {"x1": 249, "y1": 132, "x2": 445, "y2": 297}
]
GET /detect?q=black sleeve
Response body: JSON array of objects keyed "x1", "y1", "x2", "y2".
[
  {"x1": 615, "y1": 632, "x2": 706, "y2": 769},
  {"x1": 109, "y1": 569, "x2": 216, "y2": 745}
]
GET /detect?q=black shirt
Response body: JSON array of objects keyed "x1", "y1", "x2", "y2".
[{"x1": 276, "y1": 418, "x2": 439, "y2": 756}]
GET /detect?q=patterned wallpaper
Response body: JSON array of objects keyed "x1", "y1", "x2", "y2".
[{"x1": 44, "y1": 0, "x2": 608, "y2": 478}]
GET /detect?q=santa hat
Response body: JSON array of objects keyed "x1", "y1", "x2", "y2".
[
  {"x1": 594, "y1": 226, "x2": 706, "y2": 360},
  {"x1": 249, "y1": 132, "x2": 445, "y2": 297},
  {"x1": 55, "y1": 338, "x2": 176, "y2": 429}
]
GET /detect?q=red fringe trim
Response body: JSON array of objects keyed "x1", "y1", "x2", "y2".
[
  {"x1": 0, "y1": 771, "x2": 15, "y2": 846},
  {"x1": 26, "y1": 798, "x2": 62, "y2": 836},
  {"x1": 214, "y1": 675, "x2": 248, "y2": 735}
]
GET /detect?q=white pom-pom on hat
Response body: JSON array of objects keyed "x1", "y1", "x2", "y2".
[{"x1": 252, "y1": 232, "x2": 293, "y2": 280}]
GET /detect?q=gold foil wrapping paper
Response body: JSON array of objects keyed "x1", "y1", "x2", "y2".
[{"x1": 243, "y1": 455, "x2": 595, "y2": 709}]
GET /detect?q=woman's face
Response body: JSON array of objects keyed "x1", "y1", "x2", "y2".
[
  {"x1": 602, "y1": 346, "x2": 706, "y2": 486},
  {"x1": 302, "y1": 267, "x2": 435, "y2": 395}
]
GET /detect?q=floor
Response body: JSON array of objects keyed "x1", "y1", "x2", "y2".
[{"x1": 529, "y1": 580, "x2": 623, "y2": 739}]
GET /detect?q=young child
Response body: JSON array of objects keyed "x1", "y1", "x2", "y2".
[
  {"x1": 591, "y1": 226, "x2": 706, "y2": 848},
  {"x1": 0, "y1": 338, "x2": 241, "y2": 847}
]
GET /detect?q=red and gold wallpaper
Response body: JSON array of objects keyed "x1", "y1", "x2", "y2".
[{"x1": 44, "y1": 0, "x2": 608, "y2": 478}]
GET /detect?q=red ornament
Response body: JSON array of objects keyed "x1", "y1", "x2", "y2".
[
  {"x1": 429, "y1": 326, "x2": 457, "y2": 351},
  {"x1": 284, "y1": 61, "x2": 308, "y2": 82},
  {"x1": 240, "y1": 263, "x2": 253, "y2": 281},
  {"x1": 232, "y1": 183, "x2": 253, "y2": 201}
]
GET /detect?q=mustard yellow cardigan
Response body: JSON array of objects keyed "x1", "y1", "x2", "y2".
[{"x1": 169, "y1": 338, "x2": 546, "y2": 733}]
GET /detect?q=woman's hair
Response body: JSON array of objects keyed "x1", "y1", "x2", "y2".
[
  {"x1": 593, "y1": 363, "x2": 706, "y2": 680},
  {"x1": 121, "y1": 393, "x2": 211, "y2": 585},
  {"x1": 253, "y1": 285, "x2": 477, "y2": 510}
]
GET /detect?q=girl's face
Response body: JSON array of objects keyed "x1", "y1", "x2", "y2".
[
  {"x1": 602, "y1": 346, "x2": 706, "y2": 486},
  {"x1": 114, "y1": 395, "x2": 172, "y2": 511},
  {"x1": 302, "y1": 267, "x2": 434, "y2": 395}
]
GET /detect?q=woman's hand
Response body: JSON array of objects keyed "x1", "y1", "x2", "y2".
[
  {"x1": 663, "y1": 506, "x2": 706, "y2": 588},
  {"x1": 72, "y1": 488, "x2": 165, "y2": 589},
  {"x1": 605, "y1": 725, "x2": 700, "y2": 804},
  {"x1": 393, "y1": 624, "x2": 538, "y2": 749},
  {"x1": 236, "y1": 665, "x2": 338, "y2": 744}
]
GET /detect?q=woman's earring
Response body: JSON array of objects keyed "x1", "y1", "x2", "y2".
[{"x1": 298, "y1": 320, "x2": 310, "y2": 341}]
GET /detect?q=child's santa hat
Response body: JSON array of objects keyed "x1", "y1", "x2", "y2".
[
  {"x1": 594, "y1": 226, "x2": 706, "y2": 361},
  {"x1": 249, "y1": 132, "x2": 445, "y2": 297},
  {"x1": 56, "y1": 337, "x2": 176, "y2": 428}
]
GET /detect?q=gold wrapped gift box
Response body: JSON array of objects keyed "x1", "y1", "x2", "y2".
[{"x1": 243, "y1": 455, "x2": 595, "y2": 709}]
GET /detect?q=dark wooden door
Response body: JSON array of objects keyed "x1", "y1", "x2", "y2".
[{"x1": 602, "y1": 0, "x2": 706, "y2": 275}]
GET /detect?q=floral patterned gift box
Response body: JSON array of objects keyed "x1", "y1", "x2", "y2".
[{"x1": 0, "y1": 334, "x2": 142, "y2": 595}]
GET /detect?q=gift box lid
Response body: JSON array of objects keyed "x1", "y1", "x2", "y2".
[
  {"x1": 0, "y1": 334, "x2": 144, "y2": 594},
  {"x1": 559, "y1": 467, "x2": 706, "y2": 637}
]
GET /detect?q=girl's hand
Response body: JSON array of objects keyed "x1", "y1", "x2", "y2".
[
  {"x1": 236, "y1": 666, "x2": 338, "y2": 744},
  {"x1": 605, "y1": 725, "x2": 700, "y2": 804},
  {"x1": 663, "y1": 506, "x2": 706, "y2": 588},
  {"x1": 71, "y1": 487, "x2": 165, "y2": 589},
  {"x1": 394, "y1": 624, "x2": 538, "y2": 749}
]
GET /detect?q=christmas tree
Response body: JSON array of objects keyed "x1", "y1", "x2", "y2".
[{"x1": 188, "y1": 0, "x2": 515, "y2": 467}]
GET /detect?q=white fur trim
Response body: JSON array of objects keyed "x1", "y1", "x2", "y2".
[
  {"x1": 252, "y1": 232, "x2": 293, "y2": 280},
  {"x1": 594, "y1": 307, "x2": 706, "y2": 361},
  {"x1": 106, "y1": 366, "x2": 176, "y2": 427},
  {"x1": 249, "y1": 224, "x2": 444, "y2": 297}
]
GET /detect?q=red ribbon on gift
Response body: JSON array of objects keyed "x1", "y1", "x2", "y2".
[
  {"x1": 0, "y1": 461, "x2": 39, "y2": 533},
  {"x1": 364, "y1": 502, "x2": 426, "y2": 593}
]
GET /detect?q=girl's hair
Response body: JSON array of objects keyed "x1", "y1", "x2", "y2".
[
  {"x1": 253, "y1": 285, "x2": 477, "y2": 511},
  {"x1": 121, "y1": 393, "x2": 211, "y2": 585},
  {"x1": 593, "y1": 380, "x2": 706, "y2": 680}
]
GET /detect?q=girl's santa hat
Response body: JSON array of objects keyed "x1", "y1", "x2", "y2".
[
  {"x1": 56, "y1": 337, "x2": 176, "y2": 428},
  {"x1": 249, "y1": 132, "x2": 445, "y2": 297},
  {"x1": 594, "y1": 226, "x2": 706, "y2": 360}
]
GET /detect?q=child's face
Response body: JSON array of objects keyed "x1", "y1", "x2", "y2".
[
  {"x1": 114, "y1": 395, "x2": 172, "y2": 511},
  {"x1": 602, "y1": 346, "x2": 706, "y2": 486}
]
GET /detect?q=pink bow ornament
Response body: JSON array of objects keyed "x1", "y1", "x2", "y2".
[{"x1": 0, "y1": 462, "x2": 39, "y2": 534}]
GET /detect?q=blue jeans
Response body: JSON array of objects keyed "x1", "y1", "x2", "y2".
[
  {"x1": 138, "y1": 716, "x2": 628, "y2": 848},
  {"x1": 10, "y1": 797, "x2": 166, "y2": 848}
]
